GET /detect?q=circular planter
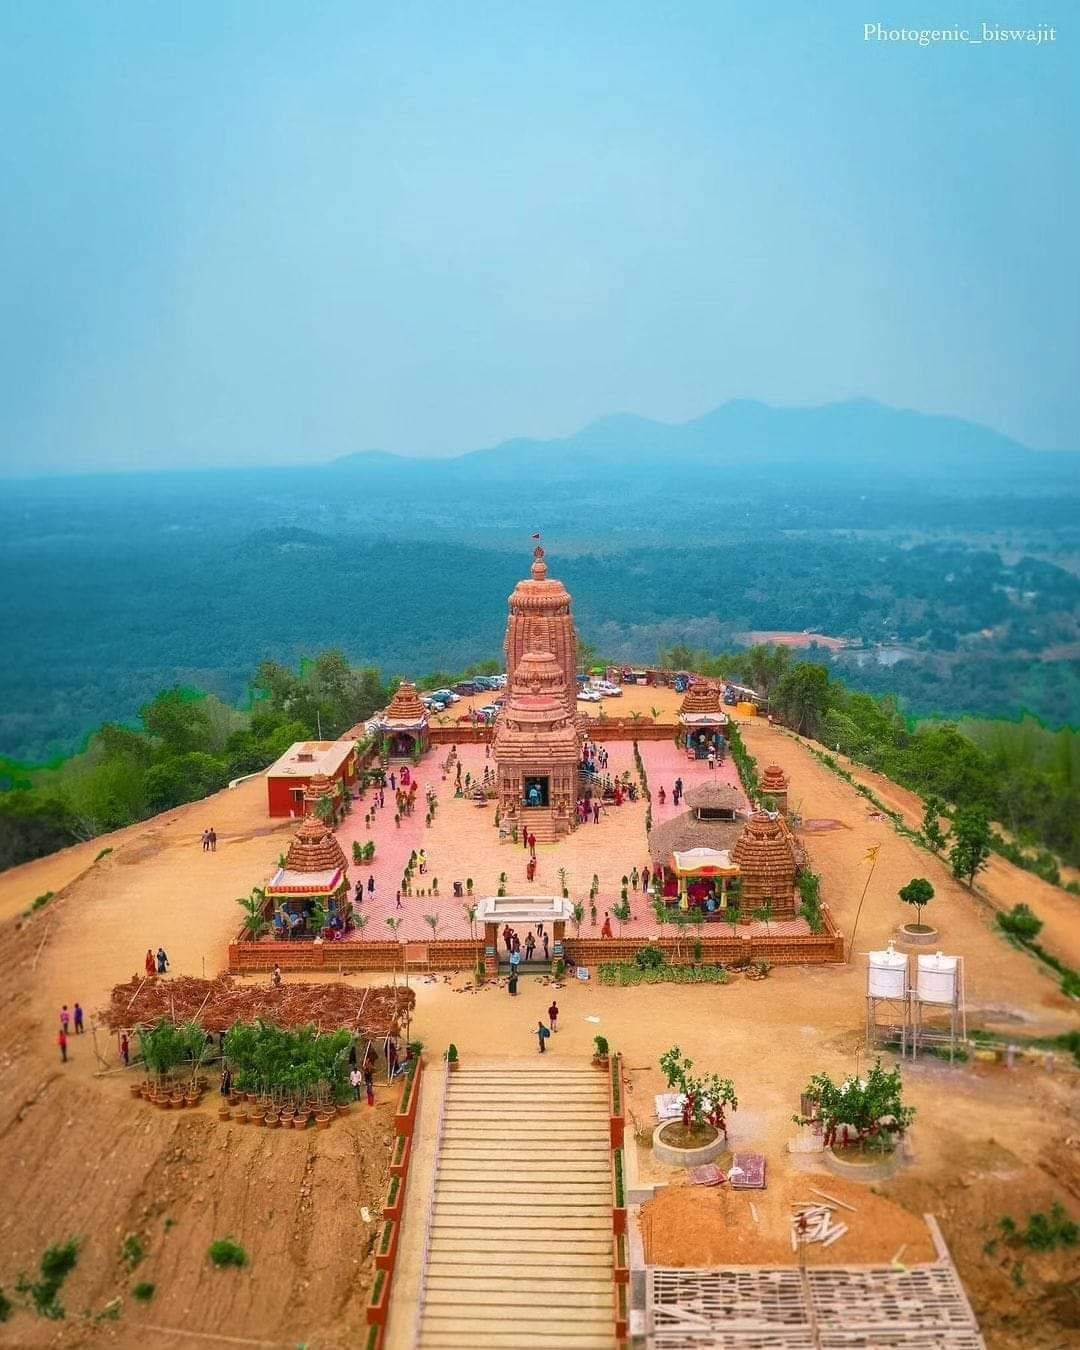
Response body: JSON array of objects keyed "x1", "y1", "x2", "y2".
[
  {"x1": 899, "y1": 924, "x2": 938, "y2": 946},
  {"x1": 218, "y1": 1107, "x2": 231, "y2": 1122},
  {"x1": 652, "y1": 1120, "x2": 728, "y2": 1169},
  {"x1": 824, "y1": 1145, "x2": 903, "y2": 1183},
  {"x1": 228, "y1": 1094, "x2": 241, "y2": 1107},
  {"x1": 315, "y1": 1114, "x2": 332, "y2": 1131},
  {"x1": 264, "y1": 1114, "x2": 280, "y2": 1129},
  {"x1": 129, "y1": 1082, "x2": 143, "y2": 1098},
  {"x1": 235, "y1": 1110, "x2": 249, "y2": 1125}
]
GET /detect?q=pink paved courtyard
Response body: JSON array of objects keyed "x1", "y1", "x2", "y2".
[{"x1": 276, "y1": 733, "x2": 811, "y2": 942}]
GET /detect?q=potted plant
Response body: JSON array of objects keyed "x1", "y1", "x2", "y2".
[
  {"x1": 593, "y1": 1035, "x2": 610, "y2": 1068},
  {"x1": 446, "y1": 1043, "x2": 459, "y2": 1071}
]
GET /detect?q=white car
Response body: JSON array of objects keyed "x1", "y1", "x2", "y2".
[
  {"x1": 489, "y1": 674, "x2": 508, "y2": 688},
  {"x1": 591, "y1": 681, "x2": 623, "y2": 697},
  {"x1": 577, "y1": 687, "x2": 603, "y2": 702}
]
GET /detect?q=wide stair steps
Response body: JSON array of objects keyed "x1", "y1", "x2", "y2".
[{"x1": 417, "y1": 1061, "x2": 615, "y2": 1349}]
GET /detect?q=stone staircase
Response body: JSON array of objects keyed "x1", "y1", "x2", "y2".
[{"x1": 416, "y1": 1060, "x2": 616, "y2": 1349}]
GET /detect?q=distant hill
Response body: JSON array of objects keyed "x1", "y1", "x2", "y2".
[{"x1": 331, "y1": 398, "x2": 1076, "y2": 486}]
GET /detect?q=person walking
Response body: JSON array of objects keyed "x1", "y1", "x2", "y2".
[
  {"x1": 548, "y1": 1000, "x2": 559, "y2": 1032},
  {"x1": 363, "y1": 1057, "x2": 375, "y2": 1106},
  {"x1": 73, "y1": 1002, "x2": 84, "y2": 1034},
  {"x1": 60, "y1": 1005, "x2": 71, "y2": 1035},
  {"x1": 58, "y1": 1027, "x2": 69, "y2": 1063},
  {"x1": 508, "y1": 970, "x2": 518, "y2": 996},
  {"x1": 542, "y1": 931, "x2": 550, "y2": 962},
  {"x1": 120, "y1": 1033, "x2": 130, "y2": 1066},
  {"x1": 536, "y1": 1021, "x2": 551, "y2": 1054},
  {"x1": 156, "y1": 946, "x2": 169, "y2": 974},
  {"x1": 201, "y1": 829, "x2": 210, "y2": 852},
  {"x1": 145, "y1": 949, "x2": 156, "y2": 978},
  {"x1": 510, "y1": 948, "x2": 521, "y2": 976},
  {"x1": 503, "y1": 924, "x2": 513, "y2": 955},
  {"x1": 367, "y1": 875, "x2": 376, "y2": 897},
  {"x1": 523, "y1": 828, "x2": 530, "y2": 851},
  {"x1": 350, "y1": 1066, "x2": 363, "y2": 1101},
  {"x1": 529, "y1": 833, "x2": 536, "y2": 859},
  {"x1": 630, "y1": 867, "x2": 639, "y2": 891},
  {"x1": 642, "y1": 866, "x2": 650, "y2": 893},
  {"x1": 601, "y1": 912, "x2": 613, "y2": 939},
  {"x1": 525, "y1": 931, "x2": 536, "y2": 962},
  {"x1": 210, "y1": 827, "x2": 218, "y2": 851},
  {"x1": 220, "y1": 1065, "x2": 233, "y2": 1098}
]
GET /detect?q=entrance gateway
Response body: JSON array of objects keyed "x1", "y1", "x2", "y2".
[{"x1": 475, "y1": 895, "x2": 575, "y2": 976}]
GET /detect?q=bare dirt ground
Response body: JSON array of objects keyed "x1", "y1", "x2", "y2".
[
  {"x1": 0, "y1": 708, "x2": 1077, "y2": 1348},
  {"x1": 773, "y1": 724, "x2": 1080, "y2": 970}
]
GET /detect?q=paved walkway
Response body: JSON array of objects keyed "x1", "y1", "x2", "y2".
[{"x1": 414, "y1": 1058, "x2": 616, "y2": 1348}]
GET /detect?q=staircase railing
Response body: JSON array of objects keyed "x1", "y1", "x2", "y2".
[{"x1": 412, "y1": 1055, "x2": 451, "y2": 1347}]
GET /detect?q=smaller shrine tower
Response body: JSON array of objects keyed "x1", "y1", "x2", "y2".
[{"x1": 493, "y1": 649, "x2": 580, "y2": 842}]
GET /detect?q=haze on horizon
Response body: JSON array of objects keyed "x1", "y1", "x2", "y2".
[{"x1": 0, "y1": 0, "x2": 1076, "y2": 476}]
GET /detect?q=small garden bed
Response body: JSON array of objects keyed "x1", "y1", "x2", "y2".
[{"x1": 658, "y1": 1121, "x2": 720, "y2": 1150}]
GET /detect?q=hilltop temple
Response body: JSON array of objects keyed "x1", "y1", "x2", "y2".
[{"x1": 494, "y1": 545, "x2": 584, "y2": 840}]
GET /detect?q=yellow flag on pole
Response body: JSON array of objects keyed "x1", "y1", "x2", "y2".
[{"x1": 863, "y1": 846, "x2": 880, "y2": 865}]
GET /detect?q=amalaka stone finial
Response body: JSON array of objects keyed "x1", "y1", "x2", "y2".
[{"x1": 531, "y1": 544, "x2": 548, "y2": 580}]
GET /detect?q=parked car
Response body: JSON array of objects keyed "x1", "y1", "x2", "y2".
[
  {"x1": 489, "y1": 674, "x2": 508, "y2": 688},
  {"x1": 477, "y1": 704, "x2": 500, "y2": 720},
  {"x1": 591, "y1": 680, "x2": 623, "y2": 697},
  {"x1": 577, "y1": 687, "x2": 603, "y2": 702},
  {"x1": 431, "y1": 688, "x2": 460, "y2": 703},
  {"x1": 454, "y1": 680, "x2": 480, "y2": 695}
]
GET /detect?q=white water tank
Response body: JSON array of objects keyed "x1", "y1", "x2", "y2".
[
  {"x1": 917, "y1": 952, "x2": 959, "y2": 1004},
  {"x1": 868, "y1": 945, "x2": 908, "y2": 999}
]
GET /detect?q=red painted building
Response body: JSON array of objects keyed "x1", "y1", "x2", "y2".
[{"x1": 265, "y1": 740, "x2": 357, "y2": 818}]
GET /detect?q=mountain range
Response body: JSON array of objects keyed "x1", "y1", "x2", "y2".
[{"x1": 330, "y1": 398, "x2": 1077, "y2": 487}]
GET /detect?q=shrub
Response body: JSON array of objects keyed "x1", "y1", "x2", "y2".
[
  {"x1": 446, "y1": 1043, "x2": 458, "y2": 1063},
  {"x1": 658, "y1": 1045, "x2": 738, "y2": 1135},
  {"x1": 793, "y1": 1059, "x2": 915, "y2": 1152},
  {"x1": 594, "y1": 1035, "x2": 609, "y2": 1058},
  {"x1": 17, "y1": 1238, "x2": 81, "y2": 1320},
  {"x1": 208, "y1": 1239, "x2": 248, "y2": 1269},
  {"x1": 0, "y1": 1289, "x2": 11, "y2": 1322},
  {"x1": 132, "y1": 1283, "x2": 156, "y2": 1302},
  {"x1": 997, "y1": 904, "x2": 1044, "y2": 942},
  {"x1": 633, "y1": 945, "x2": 666, "y2": 971},
  {"x1": 120, "y1": 1233, "x2": 146, "y2": 1270}
]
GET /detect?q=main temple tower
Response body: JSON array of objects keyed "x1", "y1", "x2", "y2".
[{"x1": 505, "y1": 544, "x2": 577, "y2": 718}]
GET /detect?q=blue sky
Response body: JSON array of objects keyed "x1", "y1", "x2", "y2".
[{"x1": 0, "y1": 0, "x2": 1075, "y2": 473}]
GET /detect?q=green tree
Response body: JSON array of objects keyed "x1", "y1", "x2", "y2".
[
  {"x1": 921, "y1": 797, "x2": 948, "y2": 853},
  {"x1": 949, "y1": 808, "x2": 992, "y2": 889},
  {"x1": 775, "y1": 664, "x2": 830, "y2": 736},
  {"x1": 898, "y1": 877, "x2": 935, "y2": 930},
  {"x1": 140, "y1": 688, "x2": 212, "y2": 755}
]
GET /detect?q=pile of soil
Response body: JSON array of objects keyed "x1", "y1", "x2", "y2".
[
  {"x1": 640, "y1": 1172, "x2": 937, "y2": 1266},
  {"x1": 101, "y1": 974, "x2": 415, "y2": 1036}
]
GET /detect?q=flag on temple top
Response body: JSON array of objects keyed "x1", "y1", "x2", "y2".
[
  {"x1": 863, "y1": 845, "x2": 881, "y2": 865},
  {"x1": 531, "y1": 532, "x2": 541, "y2": 539}
]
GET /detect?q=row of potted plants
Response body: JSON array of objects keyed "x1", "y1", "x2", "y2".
[
  {"x1": 218, "y1": 1096, "x2": 347, "y2": 1129},
  {"x1": 130, "y1": 1076, "x2": 207, "y2": 1108}
]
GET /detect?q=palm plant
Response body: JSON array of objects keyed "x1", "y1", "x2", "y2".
[
  {"x1": 572, "y1": 902, "x2": 584, "y2": 937},
  {"x1": 235, "y1": 887, "x2": 269, "y2": 939},
  {"x1": 424, "y1": 913, "x2": 441, "y2": 941},
  {"x1": 353, "y1": 913, "x2": 370, "y2": 940},
  {"x1": 613, "y1": 899, "x2": 631, "y2": 937},
  {"x1": 752, "y1": 899, "x2": 773, "y2": 937}
]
